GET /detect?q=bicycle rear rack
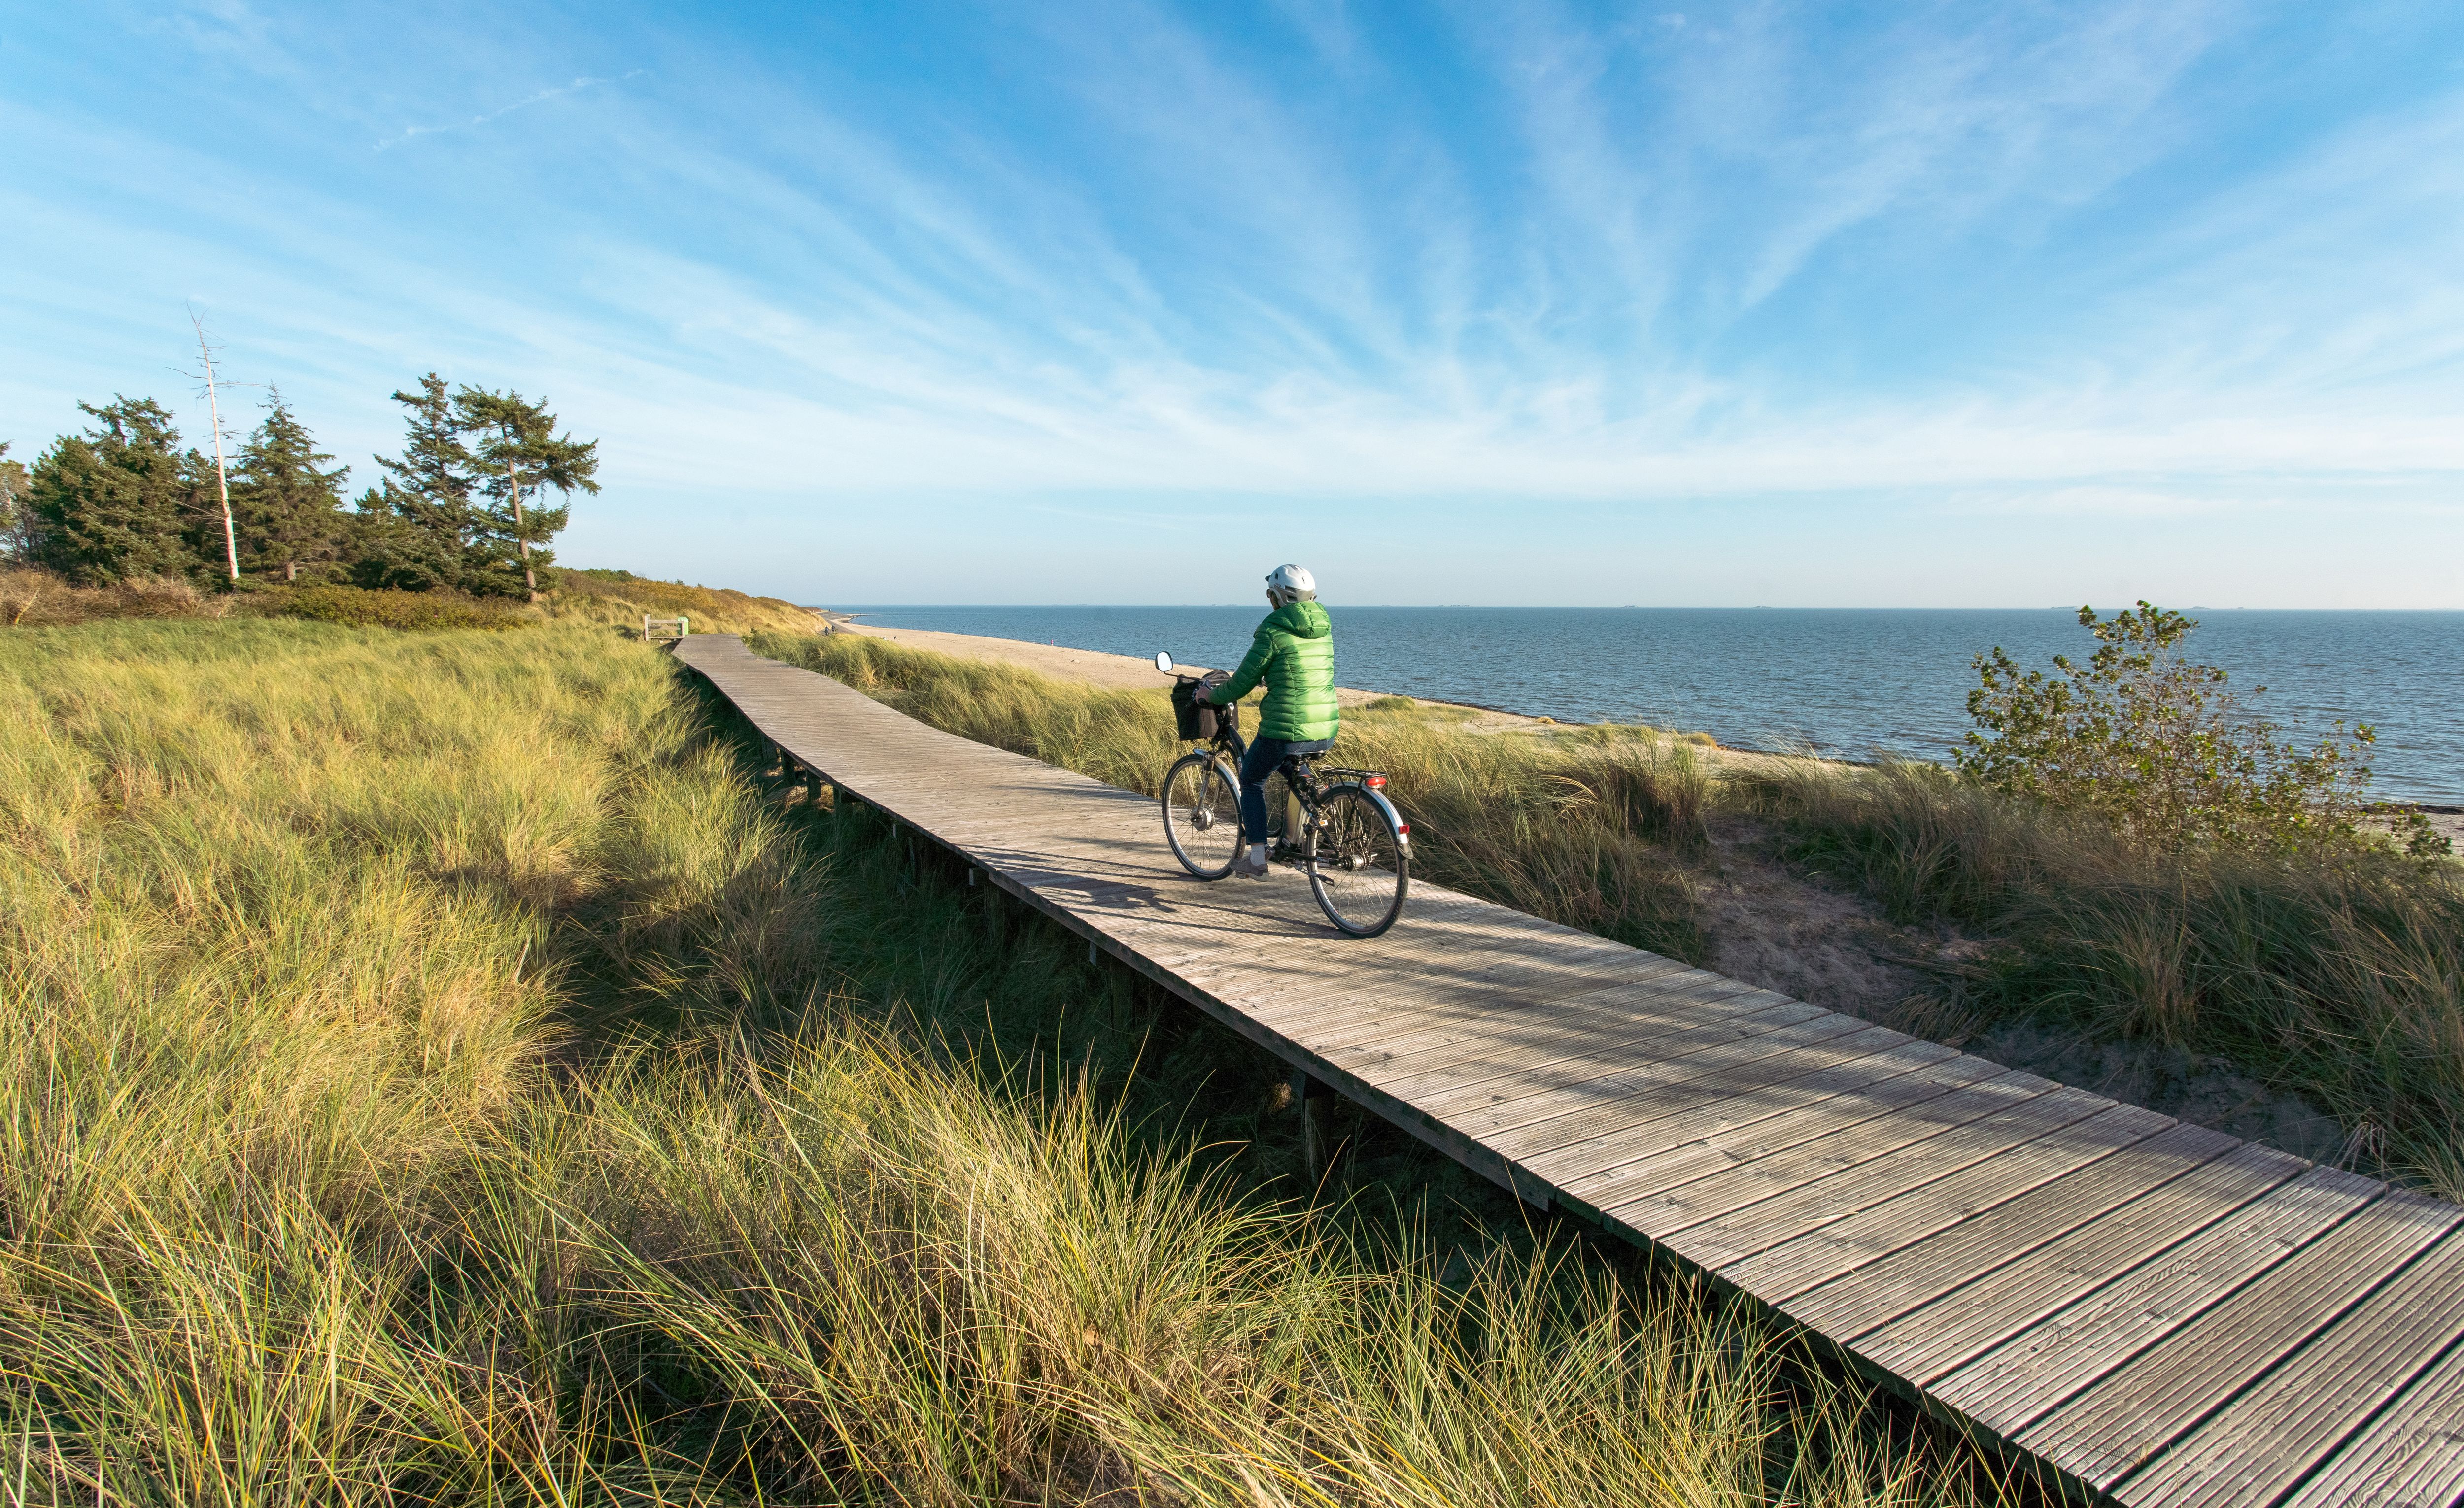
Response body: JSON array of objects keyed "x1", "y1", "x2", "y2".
[{"x1": 1317, "y1": 765, "x2": 1391, "y2": 788}]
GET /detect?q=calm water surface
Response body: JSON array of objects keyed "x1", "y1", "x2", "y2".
[{"x1": 832, "y1": 606, "x2": 2464, "y2": 803}]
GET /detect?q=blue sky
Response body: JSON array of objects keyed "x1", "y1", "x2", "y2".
[{"x1": 5, "y1": 0, "x2": 2461, "y2": 606}]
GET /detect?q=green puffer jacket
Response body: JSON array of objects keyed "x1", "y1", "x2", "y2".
[{"x1": 1213, "y1": 600, "x2": 1339, "y2": 742}]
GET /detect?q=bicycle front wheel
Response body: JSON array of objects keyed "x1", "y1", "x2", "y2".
[
  {"x1": 1306, "y1": 785, "x2": 1409, "y2": 937},
  {"x1": 1162, "y1": 752, "x2": 1243, "y2": 879}
]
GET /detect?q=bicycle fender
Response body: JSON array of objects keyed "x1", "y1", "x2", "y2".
[{"x1": 1342, "y1": 784, "x2": 1409, "y2": 849}]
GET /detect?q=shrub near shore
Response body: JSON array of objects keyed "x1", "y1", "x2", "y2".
[{"x1": 0, "y1": 619, "x2": 1986, "y2": 1504}]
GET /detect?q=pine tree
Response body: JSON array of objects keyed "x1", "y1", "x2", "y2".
[
  {"x1": 362, "y1": 373, "x2": 479, "y2": 591},
  {"x1": 230, "y1": 392, "x2": 350, "y2": 582},
  {"x1": 28, "y1": 398, "x2": 209, "y2": 583},
  {"x1": 451, "y1": 387, "x2": 598, "y2": 599}
]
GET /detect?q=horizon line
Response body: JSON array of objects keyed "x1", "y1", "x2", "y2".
[{"x1": 800, "y1": 603, "x2": 2463, "y2": 613}]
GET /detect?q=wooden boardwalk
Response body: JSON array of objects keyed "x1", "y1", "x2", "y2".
[{"x1": 678, "y1": 634, "x2": 2464, "y2": 1508}]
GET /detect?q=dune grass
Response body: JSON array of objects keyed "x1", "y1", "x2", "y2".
[
  {"x1": 543, "y1": 568, "x2": 823, "y2": 637},
  {"x1": 0, "y1": 562, "x2": 820, "y2": 637},
  {"x1": 1742, "y1": 759, "x2": 2464, "y2": 1198},
  {"x1": 0, "y1": 618, "x2": 1995, "y2": 1505},
  {"x1": 754, "y1": 629, "x2": 2464, "y2": 1200}
]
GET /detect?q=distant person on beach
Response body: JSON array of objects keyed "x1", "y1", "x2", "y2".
[{"x1": 1198, "y1": 564, "x2": 1338, "y2": 879}]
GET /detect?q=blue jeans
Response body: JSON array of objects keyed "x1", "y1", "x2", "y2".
[{"x1": 1240, "y1": 736, "x2": 1334, "y2": 846}]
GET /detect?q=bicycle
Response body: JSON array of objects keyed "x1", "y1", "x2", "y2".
[{"x1": 1152, "y1": 651, "x2": 1410, "y2": 938}]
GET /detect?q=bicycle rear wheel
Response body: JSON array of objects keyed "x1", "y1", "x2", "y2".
[
  {"x1": 1305, "y1": 785, "x2": 1408, "y2": 936},
  {"x1": 1162, "y1": 752, "x2": 1243, "y2": 878}
]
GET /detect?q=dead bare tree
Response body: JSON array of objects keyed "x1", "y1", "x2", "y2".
[{"x1": 185, "y1": 307, "x2": 241, "y2": 584}]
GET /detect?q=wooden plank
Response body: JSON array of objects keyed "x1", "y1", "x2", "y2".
[
  {"x1": 2017, "y1": 1191, "x2": 2461, "y2": 1495},
  {"x1": 1604, "y1": 1072, "x2": 2069, "y2": 1250},
  {"x1": 1860, "y1": 1139, "x2": 2309, "y2": 1389},
  {"x1": 2117, "y1": 1228, "x2": 2464, "y2": 1508},
  {"x1": 1258, "y1": 951, "x2": 1711, "y2": 1051},
  {"x1": 1258, "y1": 937, "x2": 1729, "y2": 1025},
  {"x1": 1171, "y1": 913, "x2": 1663, "y2": 1025},
  {"x1": 1279, "y1": 955, "x2": 1712, "y2": 1063},
  {"x1": 2281, "y1": 1328, "x2": 2464, "y2": 1507},
  {"x1": 1541, "y1": 1044, "x2": 1995, "y2": 1211},
  {"x1": 1474, "y1": 1022, "x2": 1924, "y2": 1162},
  {"x1": 1350, "y1": 1004, "x2": 1840, "y2": 1132},
  {"x1": 1361, "y1": 980, "x2": 1808, "y2": 1104},
  {"x1": 1783, "y1": 1121, "x2": 2239, "y2": 1340},
  {"x1": 1426, "y1": 1009, "x2": 1878, "y2": 1141},
  {"x1": 1504, "y1": 1029, "x2": 1945, "y2": 1172},
  {"x1": 1153, "y1": 945, "x2": 1701, "y2": 1069},
  {"x1": 1390, "y1": 1000, "x2": 1853, "y2": 1133},
  {"x1": 1722, "y1": 1103, "x2": 2175, "y2": 1305},
  {"x1": 1322, "y1": 987, "x2": 1811, "y2": 1106}
]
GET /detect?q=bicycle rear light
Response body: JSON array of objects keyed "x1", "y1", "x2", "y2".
[{"x1": 1365, "y1": 775, "x2": 1386, "y2": 788}]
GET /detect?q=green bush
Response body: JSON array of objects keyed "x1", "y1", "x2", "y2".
[
  {"x1": 1957, "y1": 602, "x2": 2390, "y2": 851},
  {"x1": 271, "y1": 583, "x2": 532, "y2": 631}
]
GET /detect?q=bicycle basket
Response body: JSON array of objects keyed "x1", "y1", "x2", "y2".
[{"x1": 1171, "y1": 673, "x2": 1237, "y2": 739}]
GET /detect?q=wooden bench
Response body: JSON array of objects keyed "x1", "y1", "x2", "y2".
[{"x1": 642, "y1": 615, "x2": 689, "y2": 643}]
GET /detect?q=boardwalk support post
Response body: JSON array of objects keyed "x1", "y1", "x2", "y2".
[{"x1": 1295, "y1": 1071, "x2": 1335, "y2": 1182}]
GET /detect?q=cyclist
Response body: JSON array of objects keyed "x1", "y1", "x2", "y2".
[{"x1": 1198, "y1": 564, "x2": 1338, "y2": 878}]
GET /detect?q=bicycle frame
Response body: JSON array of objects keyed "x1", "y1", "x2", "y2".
[
  {"x1": 1183, "y1": 721, "x2": 1402, "y2": 856},
  {"x1": 1183, "y1": 719, "x2": 1307, "y2": 846}
]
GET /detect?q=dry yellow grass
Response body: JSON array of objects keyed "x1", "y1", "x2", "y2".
[
  {"x1": 0, "y1": 563, "x2": 820, "y2": 637},
  {"x1": 544, "y1": 567, "x2": 822, "y2": 636},
  {"x1": 0, "y1": 617, "x2": 1996, "y2": 1505}
]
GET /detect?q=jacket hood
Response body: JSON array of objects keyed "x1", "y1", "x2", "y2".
[{"x1": 1268, "y1": 600, "x2": 1332, "y2": 638}]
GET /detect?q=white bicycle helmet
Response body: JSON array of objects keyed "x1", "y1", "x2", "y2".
[{"x1": 1265, "y1": 563, "x2": 1317, "y2": 606}]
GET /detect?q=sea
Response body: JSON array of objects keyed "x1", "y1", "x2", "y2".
[{"x1": 829, "y1": 606, "x2": 2464, "y2": 804}]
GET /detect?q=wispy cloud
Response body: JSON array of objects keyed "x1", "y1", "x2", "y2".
[{"x1": 374, "y1": 69, "x2": 646, "y2": 151}]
